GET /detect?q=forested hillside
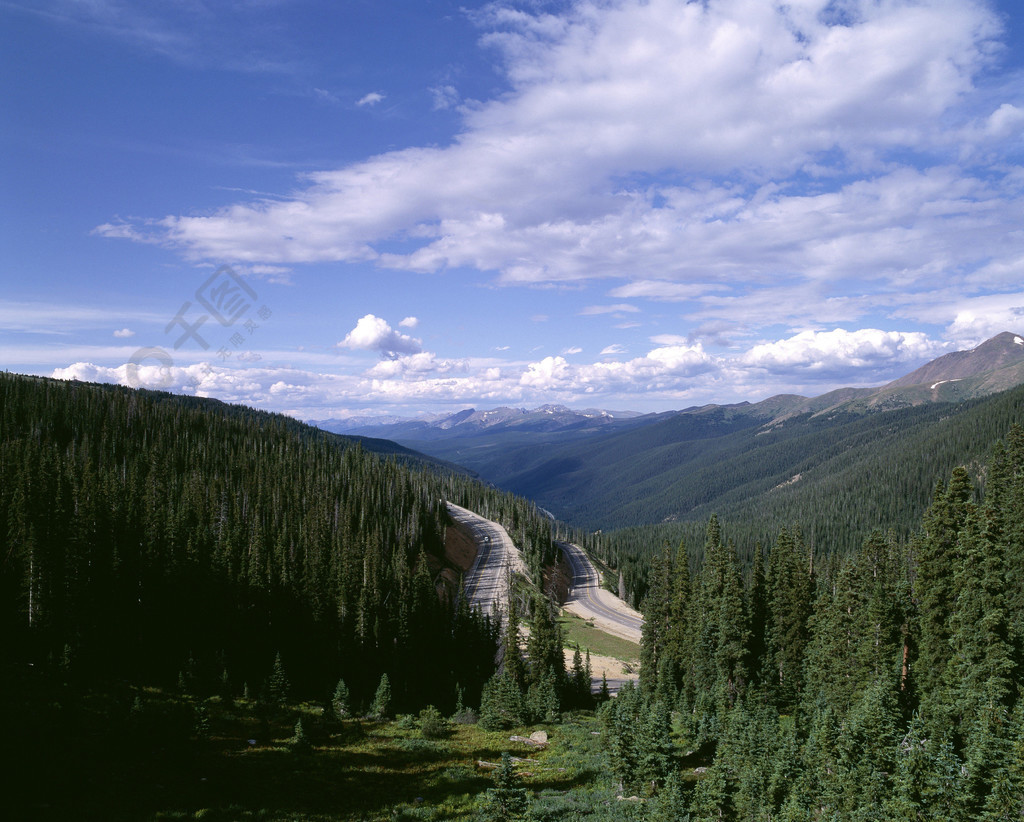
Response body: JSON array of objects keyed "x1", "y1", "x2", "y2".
[
  {"x1": 0, "y1": 372, "x2": 516, "y2": 712},
  {"x1": 609, "y1": 426, "x2": 1024, "y2": 818},
  {"x1": 576, "y1": 383, "x2": 1024, "y2": 611}
]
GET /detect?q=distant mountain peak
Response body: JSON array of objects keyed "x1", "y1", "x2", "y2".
[{"x1": 886, "y1": 331, "x2": 1024, "y2": 389}]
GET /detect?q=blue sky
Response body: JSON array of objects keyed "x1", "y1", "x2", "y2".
[{"x1": 3, "y1": 0, "x2": 1024, "y2": 418}]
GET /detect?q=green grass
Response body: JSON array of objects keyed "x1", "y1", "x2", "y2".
[
  {"x1": 9, "y1": 677, "x2": 621, "y2": 822},
  {"x1": 558, "y1": 611, "x2": 641, "y2": 664}
]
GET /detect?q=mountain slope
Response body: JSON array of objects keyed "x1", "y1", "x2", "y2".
[
  {"x1": 887, "y1": 331, "x2": 1024, "y2": 388},
  {"x1": 371, "y1": 333, "x2": 1024, "y2": 554},
  {"x1": 0, "y1": 371, "x2": 498, "y2": 713}
]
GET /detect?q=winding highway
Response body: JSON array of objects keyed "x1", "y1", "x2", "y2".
[
  {"x1": 559, "y1": 541, "x2": 644, "y2": 644},
  {"x1": 446, "y1": 502, "x2": 528, "y2": 622}
]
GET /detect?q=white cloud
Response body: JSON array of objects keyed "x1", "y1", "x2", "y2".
[
  {"x1": 113, "y1": 328, "x2": 135, "y2": 338},
  {"x1": 367, "y1": 352, "x2": 465, "y2": 378},
  {"x1": 0, "y1": 300, "x2": 164, "y2": 334},
  {"x1": 600, "y1": 344, "x2": 626, "y2": 355},
  {"x1": 48, "y1": 324, "x2": 954, "y2": 416},
  {"x1": 561, "y1": 346, "x2": 583, "y2": 355},
  {"x1": 430, "y1": 84, "x2": 460, "y2": 110},
  {"x1": 232, "y1": 264, "x2": 294, "y2": 285},
  {"x1": 313, "y1": 87, "x2": 340, "y2": 105},
  {"x1": 610, "y1": 281, "x2": 721, "y2": 302},
  {"x1": 339, "y1": 314, "x2": 422, "y2": 358},
  {"x1": 399, "y1": 316, "x2": 419, "y2": 328},
  {"x1": 100, "y1": 0, "x2": 1017, "y2": 318},
  {"x1": 579, "y1": 304, "x2": 640, "y2": 315},
  {"x1": 741, "y1": 328, "x2": 946, "y2": 378},
  {"x1": 356, "y1": 92, "x2": 385, "y2": 107},
  {"x1": 943, "y1": 297, "x2": 1024, "y2": 346}
]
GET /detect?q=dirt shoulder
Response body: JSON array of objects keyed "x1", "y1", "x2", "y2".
[{"x1": 444, "y1": 516, "x2": 478, "y2": 571}]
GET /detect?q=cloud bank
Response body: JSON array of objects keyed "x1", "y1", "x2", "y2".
[{"x1": 52, "y1": 326, "x2": 952, "y2": 416}]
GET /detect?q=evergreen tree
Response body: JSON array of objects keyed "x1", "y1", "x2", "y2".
[
  {"x1": 418, "y1": 704, "x2": 449, "y2": 740},
  {"x1": 945, "y1": 512, "x2": 1016, "y2": 734},
  {"x1": 288, "y1": 717, "x2": 312, "y2": 754},
  {"x1": 266, "y1": 652, "x2": 290, "y2": 706},
  {"x1": 479, "y1": 752, "x2": 529, "y2": 822},
  {"x1": 914, "y1": 467, "x2": 975, "y2": 712},
  {"x1": 370, "y1": 673, "x2": 391, "y2": 720},
  {"x1": 638, "y1": 699, "x2": 674, "y2": 794},
  {"x1": 603, "y1": 681, "x2": 643, "y2": 796},
  {"x1": 192, "y1": 704, "x2": 211, "y2": 743},
  {"x1": 332, "y1": 677, "x2": 351, "y2": 719},
  {"x1": 690, "y1": 764, "x2": 729, "y2": 821},
  {"x1": 501, "y1": 589, "x2": 526, "y2": 689},
  {"x1": 525, "y1": 593, "x2": 564, "y2": 689},
  {"x1": 525, "y1": 666, "x2": 560, "y2": 724},
  {"x1": 569, "y1": 646, "x2": 591, "y2": 709},
  {"x1": 649, "y1": 770, "x2": 691, "y2": 822},
  {"x1": 665, "y1": 539, "x2": 692, "y2": 702},
  {"x1": 640, "y1": 547, "x2": 672, "y2": 694},
  {"x1": 694, "y1": 517, "x2": 749, "y2": 713},
  {"x1": 480, "y1": 672, "x2": 527, "y2": 730},
  {"x1": 764, "y1": 527, "x2": 812, "y2": 712}
]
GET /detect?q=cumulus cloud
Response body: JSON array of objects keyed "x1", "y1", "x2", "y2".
[
  {"x1": 113, "y1": 328, "x2": 135, "y2": 338},
  {"x1": 48, "y1": 324, "x2": 959, "y2": 416},
  {"x1": 366, "y1": 352, "x2": 464, "y2": 378},
  {"x1": 399, "y1": 316, "x2": 418, "y2": 328},
  {"x1": 339, "y1": 314, "x2": 422, "y2": 358},
  {"x1": 942, "y1": 297, "x2": 1024, "y2": 346},
  {"x1": 741, "y1": 329, "x2": 947, "y2": 378}
]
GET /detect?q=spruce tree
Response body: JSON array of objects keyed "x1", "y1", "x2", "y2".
[
  {"x1": 502, "y1": 589, "x2": 526, "y2": 689},
  {"x1": 638, "y1": 699, "x2": 674, "y2": 794},
  {"x1": 665, "y1": 539, "x2": 692, "y2": 701},
  {"x1": 289, "y1": 717, "x2": 312, "y2": 754},
  {"x1": 480, "y1": 672, "x2": 527, "y2": 730},
  {"x1": 640, "y1": 547, "x2": 672, "y2": 694},
  {"x1": 479, "y1": 752, "x2": 529, "y2": 822},
  {"x1": 765, "y1": 527, "x2": 812, "y2": 712},
  {"x1": 648, "y1": 771, "x2": 690, "y2": 822},
  {"x1": 267, "y1": 652, "x2": 290, "y2": 706},
  {"x1": 370, "y1": 673, "x2": 391, "y2": 720},
  {"x1": 914, "y1": 468, "x2": 974, "y2": 713},
  {"x1": 332, "y1": 677, "x2": 351, "y2": 719}
]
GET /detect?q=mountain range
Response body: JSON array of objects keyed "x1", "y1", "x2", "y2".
[{"x1": 316, "y1": 332, "x2": 1024, "y2": 547}]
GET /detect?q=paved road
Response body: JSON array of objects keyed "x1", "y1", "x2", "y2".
[
  {"x1": 560, "y1": 541, "x2": 644, "y2": 643},
  {"x1": 446, "y1": 502, "x2": 528, "y2": 622}
]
